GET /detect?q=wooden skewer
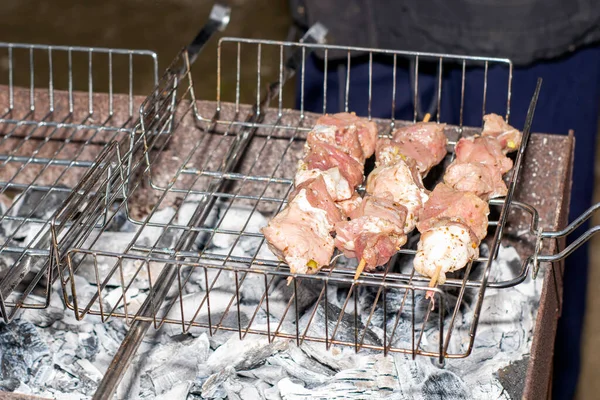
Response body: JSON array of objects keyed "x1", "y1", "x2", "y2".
[
  {"x1": 354, "y1": 258, "x2": 366, "y2": 281},
  {"x1": 287, "y1": 276, "x2": 293, "y2": 286},
  {"x1": 425, "y1": 263, "x2": 443, "y2": 310},
  {"x1": 423, "y1": 113, "x2": 431, "y2": 123}
]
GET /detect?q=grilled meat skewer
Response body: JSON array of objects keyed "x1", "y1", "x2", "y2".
[
  {"x1": 415, "y1": 114, "x2": 522, "y2": 293},
  {"x1": 262, "y1": 113, "x2": 377, "y2": 275},
  {"x1": 335, "y1": 114, "x2": 450, "y2": 278}
]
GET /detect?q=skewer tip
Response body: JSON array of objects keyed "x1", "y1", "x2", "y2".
[
  {"x1": 423, "y1": 113, "x2": 431, "y2": 123},
  {"x1": 286, "y1": 276, "x2": 293, "y2": 286},
  {"x1": 425, "y1": 264, "x2": 443, "y2": 309},
  {"x1": 354, "y1": 259, "x2": 367, "y2": 281}
]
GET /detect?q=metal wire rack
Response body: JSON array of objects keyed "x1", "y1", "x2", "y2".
[
  {"x1": 0, "y1": 42, "x2": 158, "y2": 322},
  {"x1": 48, "y1": 37, "x2": 586, "y2": 363}
]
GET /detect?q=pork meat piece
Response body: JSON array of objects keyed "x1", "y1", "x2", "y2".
[
  {"x1": 307, "y1": 123, "x2": 365, "y2": 163},
  {"x1": 295, "y1": 161, "x2": 354, "y2": 202},
  {"x1": 375, "y1": 138, "x2": 409, "y2": 167},
  {"x1": 335, "y1": 195, "x2": 408, "y2": 269},
  {"x1": 262, "y1": 184, "x2": 341, "y2": 274},
  {"x1": 454, "y1": 136, "x2": 513, "y2": 175},
  {"x1": 417, "y1": 183, "x2": 490, "y2": 241},
  {"x1": 444, "y1": 162, "x2": 508, "y2": 200},
  {"x1": 389, "y1": 122, "x2": 448, "y2": 175},
  {"x1": 366, "y1": 158, "x2": 428, "y2": 233},
  {"x1": 413, "y1": 221, "x2": 479, "y2": 284},
  {"x1": 482, "y1": 113, "x2": 522, "y2": 153},
  {"x1": 288, "y1": 176, "x2": 343, "y2": 224},
  {"x1": 336, "y1": 192, "x2": 363, "y2": 216},
  {"x1": 316, "y1": 112, "x2": 379, "y2": 158},
  {"x1": 304, "y1": 141, "x2": 364, "y2": 188}
]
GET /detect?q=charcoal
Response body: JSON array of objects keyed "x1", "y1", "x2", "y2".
[
  {"x1": 264, "y1": 385, "x2": 283, "y2": 400},
  {"x1": 9, "y1": 193, "x2": 532, "y2": 400},
  {"x1": 175, "y1": 195, "x2": 220, "y2": 250},
  {"x1": 0, "y1": 319, "x2": 51, "y2": 386},
  {"x1": 136, "y1": 206, "x2": 179, "y2": 249},
  {"x1": 148, "y1": 350, "x2": 202, "y2": 395},
  {"x1": 120, "y1": 367, "x2": 144, "y2": 399},
  {"x1": 75, "y1": 359, "x2": 103, "y2": 383},
  {"x1": 30, "y1": 364, "x2": 56, "y2": 388},
  {"x1": 4, "y1": 188, "x2": 69, "y2": 244},
  {"x1": 161, "y1": 290, "x2": 252, "y2": 333},
  {"x1": 0, "y1": 378, "x2": 20, "y2": 391},
  {"x1": 201, "y1": 366, "x2": 235, "y2": 399},
  {"x1": 238, "y1": 365, "x2": 287, "y2": 386},
  {"x1": 299, "y1": 302, "x2": 382, "y2": 349},
  {"x1": 299, "y1": 342, "x2": 358, "y2": 372},
  {"x1": 128, "y1": 333, "x2": 211, "y2": 397},
  {"x1": 259, "y1": 277, "x2": 322, "y2": 320},
  {"x1": 209, "y1": 204, "x2": 268, "y2": 252},
  {"x1": 207, "y1": 328, "x2": 289, "y2": 372},
  {"x1": 421, "y1": 371, "x2": 471, "y2": 399},
  {"x1": 268, "y1": 346, "x2": 333, "y2": 387},
  {"x1": 0, "y1": 216, "x2": 17, "y2": 279},
  {"x1": 357, "y1": 284, "x2": 445, "y2": 329},
  {"x1": 77, "y1": 331, "x2": 100, "y2": 360},
  {"x1": 188, "y1": 364, "x2": 213, "y2": 397},
  {"x1": 224, "y1": 376, "x2": 265, "y2": 400},
  {"x1": 22, "y1": 302, "x2": 65, "y2": 328},
  {"x1": 74, "y1": 207, "x2": 179, "y2": 287},
  {"x1": 155, "y1": 381, "x2": 192, "y2": 400},
  {"x1": 277, "y1": 356, "x2": 399, "y2": 399}
]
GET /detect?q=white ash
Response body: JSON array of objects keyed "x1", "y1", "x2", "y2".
[{"x1": 2, "y1": 197, "x2": 541, "y2": 399}]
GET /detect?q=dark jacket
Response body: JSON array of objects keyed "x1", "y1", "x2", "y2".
[{"x1": 290, "y1": 0, "x2": 600, "y2": 66}]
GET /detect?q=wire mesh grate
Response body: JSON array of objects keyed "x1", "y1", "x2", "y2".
[
  {"x1": 0, "y1": 42, "x2": 158, "y2": 322},
  {"x1": 49, "y1": 38, "x2": 544, "y2": 361}
]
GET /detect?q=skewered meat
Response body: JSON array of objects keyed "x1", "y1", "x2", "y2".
[
  {"x1": 414, "y1": 184, "x2": 489, "y2": 284},
  {"x1": 417, "y1": 183, "x2": 489, "y2": 242},
  {"x1": 301, "y1": 112, "x2": 377, "y2": 198},
  {"x1": 414, "y1": 221, "x2": 480, "y2": 285},
  {"x1": 316, "y1": 112, "x2": 379, "y2": 158},
  {"x1": 454, "y1": 136, "x2": 513, "y2": 175},
  {"x1": 334, "y1": 118, "x2": 448, "y2": 273},
  {"x1": 295, "y1": 162, "x2": 353, "y2": 202},
  {"x1": 336, "y1": 192, "x2": 363, "y2": 216},
  {"x1": 415, "y1": 114, "x2": 521, "y2": 288},
  {"x1": 444, "y1": 119, "x2": 516, "y2": 199},
  {"x1": 389, "y1": 122, "x2": 448, "y2": 175},
  {"x1": 262, "y1": 177, "x2": 342, "y2": 274},
  {"x1": 365, "y1": 158, "x2": 429, "y2": 233},
  {"x1": 482, "y1": 113, "x2": 522, "y2": 152},
  {"x1": 375, "y1": 138, "x2": 406, "y2": 167},
  {"x1": 303, "y1": 141, "x2": 364, "y2": 189},
  {"x1": 444, "y1": 162, "x2": 507, "y2": 200},
  {"x1": 288, "y1": 176, "x2": 343, "y2": 224},
  {"x1": 335, "y1": 195, "x2": 408, "y2": 270},
  {"x1": 307, "y1": 123, "x2": 365, "y2": 163},
  {"x1": 262, "y1": 112, "x2": 377, "y2": 275}
]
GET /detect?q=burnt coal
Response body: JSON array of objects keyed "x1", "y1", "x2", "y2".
[
  {"x1": 422, "y1": 371, "x2": 471, "y2": 399},
  {"x1": 0, "y1": 319, "x2": 51, "y2": 387}
]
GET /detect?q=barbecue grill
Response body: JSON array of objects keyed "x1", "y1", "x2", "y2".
[{"x1": 0, "y1": 4, "x2": 591, "y2": 399}]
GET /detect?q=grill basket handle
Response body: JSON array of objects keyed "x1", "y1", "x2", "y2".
[{"x1": 533, "y1": 202, "x2": 600, "y2": 276}]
